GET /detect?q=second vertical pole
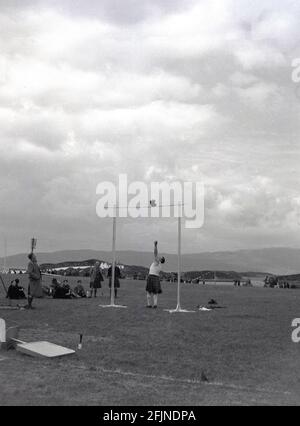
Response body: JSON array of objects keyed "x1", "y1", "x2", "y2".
[
  {"x1": 100, "y1": 213, "x2": 127, "y2": 308},
  {"x1": 177, "y1": 215, "x2": 182, "y2": 310},
  {"x1": 111, "y1": 216, "x2": 117, "y2": 306},
  {"x1": 165, "y1": 206, "x2": 195, "y2": 313}
]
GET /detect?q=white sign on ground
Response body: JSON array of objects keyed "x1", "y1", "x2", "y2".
[
  {"x1": 16, "y1": 341, "x2": 75, "y2": 358},
  {"x1": 0, "y1": 319, "x2": 6, "y2": 343}
]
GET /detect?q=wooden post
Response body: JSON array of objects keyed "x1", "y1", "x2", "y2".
[
  {"x1": 99, "y1": 210, "x2": 127, "y2": 309},
  {"x1": 165, "y1": 205, "x2": 195, "y2": 313},
  {"x1": 111, "y1": 216, "x2": 117, "y2": 306},
  {"x1": 3, "y1": 238, "x2": 7, "y2": 272},
  {"x1": 177, "y1": 216, "x2": 182, "y2": 310}
]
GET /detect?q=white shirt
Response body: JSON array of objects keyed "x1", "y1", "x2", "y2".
[{"x1": 149, "y1": 261, "x2": 162, "y2": 276}]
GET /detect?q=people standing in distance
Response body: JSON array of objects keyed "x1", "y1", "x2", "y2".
[
  {"x1": 108, "y1": 264, "x2": 121, "y2": 299},
  {"x1": 90, "y1": 261, "x2": 104, "y2": 298}
]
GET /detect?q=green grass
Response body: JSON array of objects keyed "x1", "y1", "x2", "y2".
[{"x1": 0, "y1": 273, "x2": 300, "y2": 406}]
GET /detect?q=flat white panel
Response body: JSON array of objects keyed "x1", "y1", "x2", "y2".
[
  {"x1": 0, "y1": 319, "x2": 6, "y2": 343},
  {"x1": 16, "y1": 341, "x2": 75, "y2": 358}
]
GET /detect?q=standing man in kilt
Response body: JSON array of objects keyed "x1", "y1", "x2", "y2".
[
  {"x1": 108, "y1": 264, "x2": 121, "y2": 299},
  {"x1": 90, "y1": 261, "x2": 104, "y2": 298},
  {"x1": 26, "y1": 253, "x2": 43, "y2": 309},
  {"x1": 146, "y1": 241, "x2": 165, "y2": 309}
]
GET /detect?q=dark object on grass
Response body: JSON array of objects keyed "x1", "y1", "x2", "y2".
[
  {"x1": 78, "y1": 334, "x2": 83, "y2": 350},
  {"x1": 201, "y1": 371, "x2": 209, "y2": 382},
  {"x1": 196, "y1": 299, "x2": 226, "y2": 310}
]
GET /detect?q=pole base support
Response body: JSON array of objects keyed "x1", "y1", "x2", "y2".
[
  {"x1": 164, "y1": 305, "x2": 196, "y2": 314},
  {"x1": 99, "y1": 304, "x2": 127, "y2": 309}
]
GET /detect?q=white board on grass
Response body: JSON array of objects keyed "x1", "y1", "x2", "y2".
[
  {"x1": 16, "y1": 341, "x2": 75, "y2": 358},
  {"x1": 0, "y1": 319, "x2": 6, "y2": 343},
  {"x1": 0, "y1": 306, "x2": 21, "y2": 310}
]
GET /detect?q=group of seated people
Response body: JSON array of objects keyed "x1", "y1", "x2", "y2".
[
  {"x1": 45, "y1": 278, "x2": 87, "y2": 299},
  {"x1": 6, "y1": 278, "x2": 87, "y2": 301},
  {"x1": 6, "y1": 279, "x2": 26, "y2": 300}
]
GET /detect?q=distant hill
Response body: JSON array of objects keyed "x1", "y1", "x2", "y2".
[
  {"x1": 1, "y1": 247, "x2": 300, "y2": 275},
  {"x1": 40, "y1": 259, "x2": 101, "y2": 270},
  {"x1": 183, "y1": 271, "x2": 243, "y2": 281},
  {"x1": 38, "y1": 259, "x2": 150, "y2": 280},
  {"x1": 37, "y1": 259, "x2": 243, "y2": 282},
  {"x1": 278, "y1": 273, "x2": 300, "y2": 281},
  {"x1": 239, "y1": 272, "x2": 271, "y2": 278}
]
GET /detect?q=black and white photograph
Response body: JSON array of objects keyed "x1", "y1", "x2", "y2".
[{"x1": 1, "y1": 0, "x2": 300, "y2": 409}]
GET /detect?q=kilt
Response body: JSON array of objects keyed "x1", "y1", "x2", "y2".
[
  {"x1": 109, "y1": 278, "x2": 120, "y2": 289},
  {"x1": 28, "y1": 280, "x2": 43, "y2": 298},
  {"x1": 146, "y1": 275, "x2": 162, "y2": 295},
  {"x1": 90, "y1": 277, "x2": 103, "y2": 289}
]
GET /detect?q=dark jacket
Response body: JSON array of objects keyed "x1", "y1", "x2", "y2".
[{"x1": 108, "y1": 266, "x2": 121, "y2": 288}]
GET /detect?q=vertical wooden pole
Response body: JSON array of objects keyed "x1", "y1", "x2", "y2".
[
  {"x1": 99, "y1": 206, "x2": 126, "y2": 309},
  {"x1": 177, "y1": 215, "x2": 182, "y2": 310},
  {"x1": 111, "y1": 216, "x2": 117, "y2": 306},
  {"x1": 3, "y1": 237, "x2": 7, "y2": 272}
]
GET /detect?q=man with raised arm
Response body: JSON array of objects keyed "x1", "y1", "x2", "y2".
[{"x1": 146, "y1": 241, "x2": 166, "y2": 309}]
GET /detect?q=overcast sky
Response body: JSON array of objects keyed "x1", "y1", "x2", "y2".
[{"x1": 1, "y1": 0, "x2": 300, "y2": 256}]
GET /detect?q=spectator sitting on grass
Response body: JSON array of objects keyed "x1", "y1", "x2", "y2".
[
  {"x1": 74, "y1": 280, "x2": 87, "y2": 298},
  {"x1": 42, "y1": 285, "x2": 52, "y2": 297},
  {"x1": 50, "y1": 278, "x2": 83, "y2": 299},
  {"x1": 51, "y1": 278, "x2": 71, "y2": 299},
  {"x1": 6, "y1": 279, "x2": 26, "y2": 301},
  {"x1": 51, "y1": 278, "x2": 60, "y2": 289}
]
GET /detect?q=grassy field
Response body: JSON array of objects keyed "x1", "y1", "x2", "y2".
[{"x1": 0, "y1": 272, "x2": 300, "y2": 406}]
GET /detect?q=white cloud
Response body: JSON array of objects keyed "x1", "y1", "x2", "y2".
[
  {"x1": 0, "y1": 0, "x2": 300, "y2": 255},
  {"x1": 235, "y1": 81, "x2": 280, "y2": 105},
  {"x1": 235, "y1": 41, "x2": 287, "y2": 70},
  {"x1": 230, "y1": 72, "x2": 259, "y2": 87}
]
